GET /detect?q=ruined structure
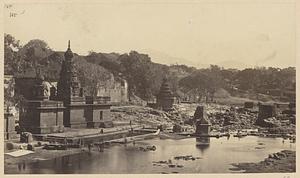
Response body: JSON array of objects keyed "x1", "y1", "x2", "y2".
[
  {"x1": 194, "y1": 106, "x2": 211, "y2": 135},
  {"x1": 156, "y1": 78, "x2": 175, "y2": 111},
  {"x1": 56, "y1": 41, "x2": 113, "y2": 128},
  {"x1": 256, "y1": 103, "x2": 277, "y2": 126},
  {"x1": 96, "y1": 76, "x2": 128, "y2": 104},
  {"x1": 193, "y1": 105, "x2": 211, "y2": 146},
  {"x1": 19, "y1": 75, "x2": 65, "y2": 134},
  {"x1": 4, "y1": 106, "x2": 18, "y2": 140}
]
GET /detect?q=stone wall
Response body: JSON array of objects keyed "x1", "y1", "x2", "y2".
[
  {"x1": 96, "y1": 76, "x2": 128, "y2": 104},
  {"x1": 4, "y1": 110, "x2": 17, "y2": 140},
  {"x1": 20, "y1": 100, "x2": 65, "y2": 134}
]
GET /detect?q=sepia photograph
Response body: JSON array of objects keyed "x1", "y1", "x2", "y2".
[{"x1": 3, "y1": 0, "x2": 297, "y2": 175}]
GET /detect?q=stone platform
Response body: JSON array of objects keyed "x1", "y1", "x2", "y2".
[{"x1": 32, "y1": 125, "x2": 142, "y2": 143}]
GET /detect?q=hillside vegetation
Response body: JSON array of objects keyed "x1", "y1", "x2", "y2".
[{"x1": 5, "y1": 34, "x2": 295, "y2": 105}]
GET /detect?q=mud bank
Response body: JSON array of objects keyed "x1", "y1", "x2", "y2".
[{"x1": 231, "y1": 150, "x2": 295, "y2": 173}]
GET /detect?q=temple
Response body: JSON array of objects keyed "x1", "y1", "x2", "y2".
[
  {"x1": 156, "y1": 78, "x2": 175, "y2": 111},
  {"x1": 56, "y1": 41, "x2": 113, "y2": 128},
  {"x1": 19, "y1": 75, "x2": 65, "y2": 134},
  {"x1": 194, "y1": 105, "x2": 211, "y2": 136},
  {"x1": 19, "y1": 41, "x2": 113, "y2": 134},
  {"x1": 193, "y1": 105, "x2": 211, "y2": 146}
]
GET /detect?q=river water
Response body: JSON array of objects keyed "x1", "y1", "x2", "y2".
[{"x1": 7, "y1": 136, "x2": 295, "y2": 174}]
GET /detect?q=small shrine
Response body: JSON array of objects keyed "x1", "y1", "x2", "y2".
[
  {"x1": 19, "y1": 75, "x2": 65, "y2": 134},
  {"x1": 194, "y1": 106, "x2": 211, "y2": 136},
  {"x1": 156, "y1": 78, "x2": 175, "y2": 111}
]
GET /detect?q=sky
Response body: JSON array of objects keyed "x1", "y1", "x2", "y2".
[{"x1": 4, "y1": 0, "x2": 296, "y2": 69}]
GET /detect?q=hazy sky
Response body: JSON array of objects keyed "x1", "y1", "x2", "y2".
[{"x1": 4, "y1": 0, "x2": 296, "y2": 69}]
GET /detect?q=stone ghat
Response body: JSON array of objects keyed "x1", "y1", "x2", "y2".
[{"x1": 32, "y1": 125, "x2": 144, "y2": 143}]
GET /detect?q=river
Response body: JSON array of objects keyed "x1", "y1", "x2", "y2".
[{"x1": 7, "y1": 136, "x2": 295, "y2": 174}]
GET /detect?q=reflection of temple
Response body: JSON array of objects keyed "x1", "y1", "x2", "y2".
[
  {"x1": 196, "y1": 144, "x2": 210, "y2": 154},
  {"x1": 156, "y1": 78, "x2": 175, "y2": 111},
  {"x1": 193, "y1": 105, "x2": 211, "y2": 146}
]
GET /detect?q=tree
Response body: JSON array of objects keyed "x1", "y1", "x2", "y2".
[
  {"x1": 119, "y1": 51, "x2": 155, "y2": 100},
  {"x1": 179, "y1": 71, "x2": 211, "y2": 102},
  {"x1": 18, "y1": 39, "x2": 53, "y2": 76},
  {"x1": 75, "y1": 56, "x2": 112, "y2": 96},
  {"x1": 4, "y1": 34, "x2": 23, "y2": 74}
]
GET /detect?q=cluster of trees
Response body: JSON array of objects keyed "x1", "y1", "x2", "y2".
[
  {"x1": 179, "y1": 65, "x2": 295, "y2": 102},
  {"x1": 5, "y1": 34, "x2": 296, "y2": 104},
  {"x1": 4, "y1": 34, "x2": 113, "y2": 102}
]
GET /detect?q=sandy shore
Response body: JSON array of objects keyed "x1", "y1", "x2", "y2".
[
  {"x1": 230, "y1": 150, "x2": 296, "y2": 173},
  {"x1": 5, "y1": 147, "x2": 84, "y2": 170}
]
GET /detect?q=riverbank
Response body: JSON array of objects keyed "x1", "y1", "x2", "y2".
[
  {"x1": 5, "y1": 147, "x2": 83, "y2": 167},
  {"x1": 231, "y1": 150, "x2": 296, "y2": 173}
]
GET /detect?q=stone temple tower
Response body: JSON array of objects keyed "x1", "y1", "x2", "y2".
[
  {"x1": 57, "y1": 41, "x2": 86, "y2": 128},
  {"x1": 57, "y1": 40, "x2": 82, "y2": 100},
  {"x1": 156, "y1": 78, "x2": 175, "y2": 111},
  {"x1": 56, "y1": 41, "x2": 113, "y2": 128}
]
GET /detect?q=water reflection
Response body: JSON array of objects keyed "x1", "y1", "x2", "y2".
[
  {"x1": 6, "y1": 136, "x2": 296, "y2": 174},
  {"x1": 196, "y1": 144, "x2": 210, "y2": 154},
  {"x1": 196, "y1": 137, "x2": 210, "y2": 154}
]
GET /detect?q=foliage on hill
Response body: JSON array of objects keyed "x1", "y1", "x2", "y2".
[{"x1": 4, "y1": 34, "x2": 296, "y2": 103}]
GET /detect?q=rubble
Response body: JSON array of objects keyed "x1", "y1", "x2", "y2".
[{"x1": 111, "y1": 102, "x2": 295, "y2": 136}]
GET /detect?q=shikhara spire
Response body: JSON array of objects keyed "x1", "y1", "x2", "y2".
[{"x1": 64, "y1": 40, "x2": 74, "y2": 59}]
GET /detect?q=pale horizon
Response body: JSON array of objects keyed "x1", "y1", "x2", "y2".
[{"x1": 4, "y1": 1, "x2": 296, "y2": 69}]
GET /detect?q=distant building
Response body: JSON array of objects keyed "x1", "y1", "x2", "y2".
[{"x1": 96, "y1": 76, "x2": 128, "y2": 104}]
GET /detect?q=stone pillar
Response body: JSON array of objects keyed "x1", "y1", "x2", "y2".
[{"x1": 4, "y1": 106, "x2": 17, "y2": 140}]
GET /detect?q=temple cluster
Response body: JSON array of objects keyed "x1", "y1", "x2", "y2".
[{"x1": 19, "y1": 41, "x2": 113, "y2": 134}]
